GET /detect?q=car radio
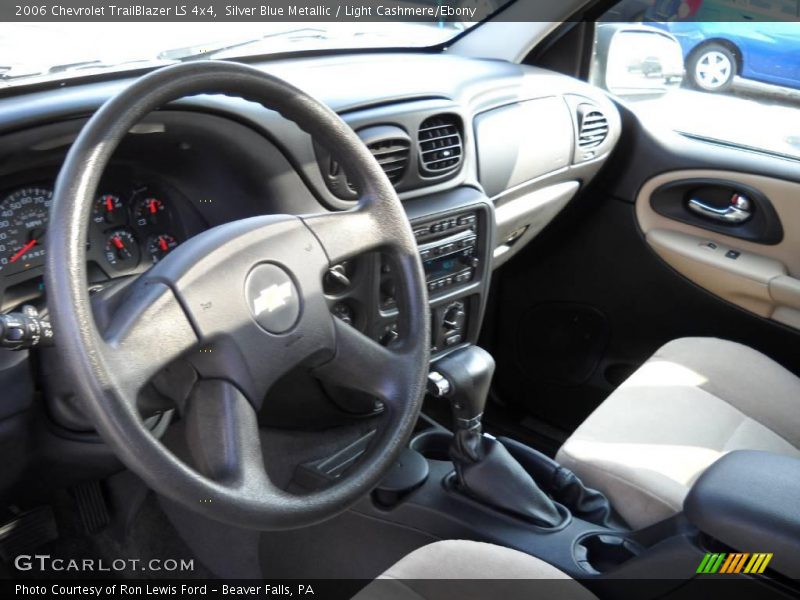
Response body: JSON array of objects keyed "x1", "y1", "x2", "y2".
[
  {"x1": 414, "y1": 211, "x2": 479, "y2": 294},
  {"x1": 373, "y1": 196, "x2": 491, "y2": 355}
]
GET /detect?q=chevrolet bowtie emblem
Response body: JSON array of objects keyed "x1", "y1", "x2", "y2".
[{"x1": 252, "y1": 282, "x2": 293, "y2": 316}]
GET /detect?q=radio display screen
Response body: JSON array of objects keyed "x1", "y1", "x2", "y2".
[{"x1": 423, "y1": 254, "x2": 465, "y2": 281}]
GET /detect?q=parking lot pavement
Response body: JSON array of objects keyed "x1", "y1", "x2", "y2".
[{"x1": 624, "y1": 79, "x2": 800, "y2": 158}]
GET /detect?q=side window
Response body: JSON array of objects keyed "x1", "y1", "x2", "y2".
[{"x1": 592, "y1": 0, "x2": 800, "y2": 159}]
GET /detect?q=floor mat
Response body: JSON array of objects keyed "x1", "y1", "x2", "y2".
[{"x1": 5, "y1": 486, "x2": 214, "y2": 580}]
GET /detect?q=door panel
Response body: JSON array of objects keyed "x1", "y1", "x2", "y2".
[{"x1": 637, "y1": 169, "x2": 800, "y2": 329}]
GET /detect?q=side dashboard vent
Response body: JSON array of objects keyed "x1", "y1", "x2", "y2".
[
  {"x1": 365, "y1": 138, "x2": 411, "y2": 185},
  {"x1": 344, "y1": 137, "x2": 411, "y2": 193},
  {"x1": 577, "y1": 105, "x2": 609, "y2": 149},
  {"x1": 418, "y1": 114, "x2": 463, "y2": 176},
  {"x1": 319, "y1": 125, "x2": 411, "y2": 199}
]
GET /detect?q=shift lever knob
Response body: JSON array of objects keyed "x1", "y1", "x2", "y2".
[
  {"x1": 429, "y1": 348, "x2": 563, "y2": 527},
  {"x1": 429, "y1": 346, "x2": 495, "y2": 432}
]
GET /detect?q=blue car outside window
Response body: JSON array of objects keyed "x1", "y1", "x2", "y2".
[{"x1": 654, "y1": 21, "x2": 800, "y2": 90}]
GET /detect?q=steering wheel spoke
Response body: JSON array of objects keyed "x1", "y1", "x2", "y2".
[
  {"x1": 183, "y1": 379, "x2": 272, "y2": 489},
  {"x1": 302, "y1": 207, "x2": 397, "y2": 265},
  {"x1": 313, "y1": 316, "x2": 414, "y2": 407},
  {"x1": 100, "y1": 279, "x2": 198, "y2": 400}
]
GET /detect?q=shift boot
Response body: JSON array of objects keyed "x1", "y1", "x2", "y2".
[{"x1": 429, "y1": 347, "x2": 563, "y2": 527}]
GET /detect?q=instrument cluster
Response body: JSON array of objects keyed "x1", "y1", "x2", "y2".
[{"x1": 0, "y1": 183, "x2": 183, "y2": 280}]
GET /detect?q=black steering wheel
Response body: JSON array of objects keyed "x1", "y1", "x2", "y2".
[{"x1": 44, "y1": 61, "x2": 430, "y2": 530}]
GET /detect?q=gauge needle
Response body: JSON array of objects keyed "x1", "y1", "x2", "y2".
[
  {"x1": 159, "y1": 237, "x2": 168, "y2": 251},
  {"x1": 149, "y1": 200, "x2": 158, "y2": 214},
  {"x1": 105, "y1": 196, "x2": 114, "y2": 212},
  {"x1": 9, "y1": 239, "x2": 37, "y2": 263},
  {"x1": 112, "y1": 236, "x2": 124, "y2": 250}
]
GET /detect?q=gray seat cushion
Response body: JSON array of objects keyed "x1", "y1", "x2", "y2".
[
  {"x1": 353, "y1": 540, "x2": 597, "y2": 600},
  {"x1": 557, "y1": 337, "x2": 800, "y2": 529}
]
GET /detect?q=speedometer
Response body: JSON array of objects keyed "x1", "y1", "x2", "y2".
[{"x1": 0, "y1": 187, "x2": 52, "y2": 276}]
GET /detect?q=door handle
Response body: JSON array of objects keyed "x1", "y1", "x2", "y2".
[{"x1": 687, "y1": 193, "x2": 752, "y2": 224}]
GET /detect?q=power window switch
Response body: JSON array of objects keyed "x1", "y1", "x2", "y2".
[{"x1": 725, "y1": 250, "x2": 741, "y2": 260}]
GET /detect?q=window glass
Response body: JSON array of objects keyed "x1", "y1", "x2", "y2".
[
  {"x1": 593, "y1": 0, "x2": 800, "y2": 159},
  {"x1": 0, "y1": 4, "x2": 510, "y2": 90}
]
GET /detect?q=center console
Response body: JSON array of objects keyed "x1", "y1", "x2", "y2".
[
  {"x1": 302, "y1": 335, "x2": 799, "y2": 599},
  {"x1": 397, "y1": 187, "x2": 493, "y2": 358},
  {"x1": 324, "y1": 186, "x2": 493, "y2": 361}
]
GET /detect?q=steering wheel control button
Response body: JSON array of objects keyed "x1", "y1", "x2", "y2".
[{"x1": 245, "y1": 264, "x2": 301, "y2": 334}]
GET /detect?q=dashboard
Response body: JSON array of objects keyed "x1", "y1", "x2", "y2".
[{"x1": 0, "y1": 51, "x2": 621, "y2": 433}]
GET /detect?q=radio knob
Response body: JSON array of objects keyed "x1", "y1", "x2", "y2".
[{"x1": 443, "y1": 305, "x2": 466, "y2": 331}]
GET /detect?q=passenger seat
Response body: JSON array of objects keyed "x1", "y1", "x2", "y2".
[{"x1": 556, "y1": 337, "x2": 800, "y2": 529}]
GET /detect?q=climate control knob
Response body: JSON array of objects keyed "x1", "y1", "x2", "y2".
[{"x1": 443, "y1": 304, "x2": 466, "y2": 331}]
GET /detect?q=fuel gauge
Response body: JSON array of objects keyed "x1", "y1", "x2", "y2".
[
  {"x1": 104, "y1": 229, "x2": 140, "y2": 270},
  {"x1": 147, "y1": 233, "x2": 178, "y2": 263}
]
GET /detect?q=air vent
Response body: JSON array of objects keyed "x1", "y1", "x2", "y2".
[
  {"x1": 418, "y1": 115, "x2": 463, "y2": 176},
  {"x1": 342, "y1": 138, "x2": 411, "y2": 193},
  {"x1": 577, "y1": 106, "x2": 609, "y2": 149},
  {"x1": 366, "y1": 138, "x2": 411, "y2": 185}
]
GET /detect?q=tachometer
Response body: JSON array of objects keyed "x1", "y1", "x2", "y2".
[{"x1": 0, "y1": 187, "x2": 52, "y2": 276}]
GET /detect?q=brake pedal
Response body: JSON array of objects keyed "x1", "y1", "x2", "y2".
[
  {"x1": 71, "y1": 481, "x2": 110, "y2": 535},
  {"x1": 0, "y1": 506, "x2": 58, "y2": 562}
]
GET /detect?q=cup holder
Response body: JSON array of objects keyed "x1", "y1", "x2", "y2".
[
  {"x1": 574, "y1": 533, "x2": 643, "y2": 574},
  {"x1": 409, "y1": 430, "x2": 453, "y2": 462}
]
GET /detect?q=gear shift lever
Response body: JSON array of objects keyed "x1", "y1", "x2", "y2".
[
  {"x1": 429, "y1": 347, "x2": 563, "y2": 527},
  {"x1": 428, "y1": 346, "x2": 494, "y2": 462}
]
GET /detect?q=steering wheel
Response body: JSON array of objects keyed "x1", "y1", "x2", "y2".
[{"x1": 44, "y1": 61, "x2": 430, "y2": 530}]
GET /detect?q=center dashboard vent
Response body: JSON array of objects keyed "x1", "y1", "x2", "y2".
[
  {"x1": 577, "y1": 105, "x2": 609, "y2": 149},
  {"x1": 418, "y1": 114, "x2": 463, "y2": 176}
]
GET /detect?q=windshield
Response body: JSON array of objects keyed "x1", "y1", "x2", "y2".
[{"x1": 0, "y1": 17, "x2": 499, "y2": 88}]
